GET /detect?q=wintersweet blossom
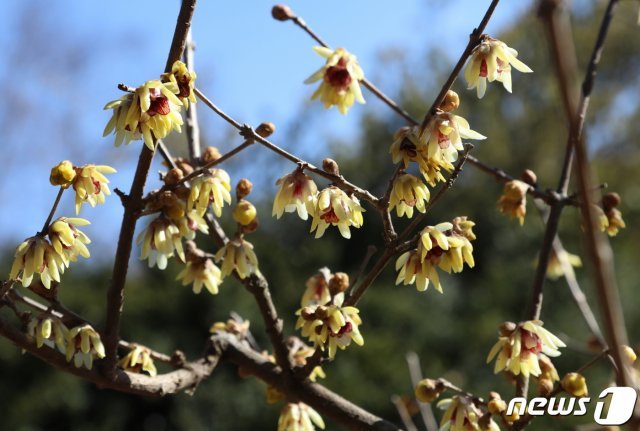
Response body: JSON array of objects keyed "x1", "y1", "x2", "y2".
[
  {"x1": 420, "y1": 112, "x2": 485, "y2": 163},
  {"x1": 48, "y1": 217, "x2": 91, "y2": 263},
  {"x1": 187, "y1": 168, "x2": 232, "y2": 217},
  {"x1": 27, "y1": 316, "x2": 68, "y2": 353},
  {"x1": 118, "y1": 345, "x2": 157, "y2": 377},
  {"x1": 309, "y1": 186, "x2": 364, "y2": 239},
  {"x1": 390, "y1": 126, "x2": 421, "y2": 168},
  {"x1": 214, "y1": 238, "x2": 259, "y2": 279},
  {"x1": 546, "y1": 249, "x2": 582, "y2": 280},
  {"x1": 437, "y1": 396, "x2": 499, "y2": 431},
  {"x1": 277, "y1": 403, "x2": 325, "y2": 431},
  {"x1": 162, "y1": 60, "x2": 197, "y2": 108},
  {"x1": 304, "y1": 47, "x2": 365, "y2": 114},
  {"x1": 177, "y1": 257, "x2": 223, "y2": 295},
  {"x1": 389, "y1": 173, "x2": 430, "y2": 218},
  {"x1": 395, "y1": 221, "x2": 475, "y2": 293},
  {"x1": 295, "y1": 293, "x2": 363, "y2": 359},
  {"x1": 464, "y1": 37, "x2": 533, "y2": 98},
  {"x1": 65, "y1": 324, "x2": 106, "y2": 369},
  {"x1": 137, "y1": 216, "x2": 185, "y2": 269},
  {"x1": 103, "y1": 80, "x2": 184, "y2": 150},
  {"x1": 72, "y1": 164, "x2": 116, "y2": 214},
  {"x1": 10, "y1": 236, "x2": 65, "y2": 289},
  {"x1": 300, "y1": 268, "x2": 332, "y2": 307},
  {"x1": 49, "y1": 160, "x2": 76, "y2": 187},
  {"x1": 487, "y1": 320, "x2": 566, "y2": 378},
  {"x1": 497, "y1": 180, "x2": 529, "y2": 225},
  {"x1": 273, "y1": 169, "x2": 318, "y2": 220}
]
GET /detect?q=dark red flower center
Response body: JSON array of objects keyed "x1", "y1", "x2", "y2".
[
  {"x1": 320, "y1": 208, "x2": 340, "y2": 224},
  {"x1": 521, "y1": 330, "x2": 542, "y2": 354},
  {"x1": 334, "y1": 321, "x2": 352, "y2": 337},
  {"x1": 324, "y1": 57, "x2": 352, "y2": 91},
  {"x1": 479, "y1": 59, "x2": 488, "y2": 77}
]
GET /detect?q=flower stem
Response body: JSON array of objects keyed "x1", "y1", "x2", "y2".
[{"x1": 40, "y1": 187, "x2": 65, "y2": 234}]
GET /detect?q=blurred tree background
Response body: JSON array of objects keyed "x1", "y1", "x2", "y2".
[{"x1": 1, "y1": 1, "x2": 639, "y2": 430}]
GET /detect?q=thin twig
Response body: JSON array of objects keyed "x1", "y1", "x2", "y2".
[
  {"x1": 183, "y1": 29, "x2": 201, "y2": 163},
  {"x1": 406, "y1": 352, "x2": 439, "y2": 431},
  {"x1": 40, "y1": 188, "x2": 65, "y2": 234},
  {"x1": 103, "y1": 0, "x2": 198, "y2": 378},
  {"x1": 391, "y1": 395, "x2": 419, "y2": 431}
]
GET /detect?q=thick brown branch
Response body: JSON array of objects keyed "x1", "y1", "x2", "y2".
[{"x1": 103, "y1": 0, "x2": 198, "y2": 377}]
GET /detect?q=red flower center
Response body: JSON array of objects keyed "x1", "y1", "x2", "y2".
[
  {"x1": 479, "y1": 58, "x2": 488, "y2": 77},
  {"x1": 325, "y1": 57, "x2": 352, "y2": 91},
  {"x1": 147, "y1": 89, "x2": 171, "y2": 117},
  {"x1": 521, "y1": 330, "x2": 542, "y2": 354},
  {"x1": 320, "y1": 208, "x2": 340, "y2": 224},
  {"x1": 334, "y1": 321, "x2": 352, "y2": 337}
]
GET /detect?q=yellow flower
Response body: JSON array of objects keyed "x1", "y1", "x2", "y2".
[
  {"x1": 561, "y1": 372, "x2": 588, "y2": 397},
  {"x1": 48, "y1": 217, "x2": 91, "y2": 263},
  {"x1": 27, "y1": 316, "x2": 68, "y2": 353},
  {"x1": 49, "y1": 160, "x2": 76, "y2": 187},
  {"x1": 290, "y1": 340, "x2": 326, "y2": 382},
  {"x1": 233, "y1": 200, "x2": 257, "y2": 226},
  {"x1": 187, "y1": 169, "x2": 232, "y2": 217},
  {"x1": 295, "y1": 294, "x2": 363, "y2": 359},
  {"x1": 72, "y1": 164, "x2": 116, "y2": 214},
  {"x1": 9, "y1": 236, "x2": 65, "y2": 289},
  {"x1": 309, "y1": 186, "x2": 364, "y2": 239},
  {"x1": 497, "y1": 180, "x2": 529, "y2": 225},
  {"x1": 103, "y1": 80, "x2": 184, "y2": 150},
  {"x1": 420, "y1": 112, "x2": 486, "y2": 163},
  {"x1": 487, "y1": 320, "x2": 566, "y2": 378},
  {"x1": 464, "y1": 37, "x2": 533, "y2": 98},
  {"x1": 66, "y1": 324, "x2": 106, "y2": 369},
  {"x1": 214, "y1": 238, "x2": 259, "y2": 280},
  {"x1": 546, "y1": 249, "x2": 582, "y2": 280},
  {"x1": 415, "y1": 378, "x2": 444, "y2": 403},
  {"x1": 273, "y1": 169, "x2": 318, "y2": 220},
  {"x1": 390, "y1": 126, "x2": 421, "y2": 167},
  {"x1": 162, "y1": 60, "x2": 197, "y2": 108},
  {"x1": 277, "y1": 403, "x2": 325, "y2": 431},
  {"x1": 389, "y1": 173, "x2": 430, "y2": 218},
  {"x1": 137, "y1": 216, "x2": 185, "y2": 269},
  {"x1": 395, "y1": 221, "x2": 475, "y2": 293},
  {"x1": 304, "y1": 47, "x2": 365, "y2": 114},
  {"x1": 301, "y1": 268, "x2": 332, "y2": 307},
  {"x1": 177, "y1": 257, "x2": 223, "y2": 295},
  {"x1": 437, "y1": 396, "x2": 499, "y2": 431},
  {"x1": 416, "y1": 151, "x2": 454, "y2": 187},
  {"x1": 118, "y1": 345, "x2": 157, "y2": 377}
]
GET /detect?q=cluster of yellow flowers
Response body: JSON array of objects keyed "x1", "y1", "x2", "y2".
[
  {"x1": 50, "y1": 161, "x2": 117, "y2": 214},
  {"x1": 27, "y1": 316, "x2": 105, "y2": 370},
  {"x1": 10, "y1": 217, "x2": 91, "y2": 289},
  {"x1": 103, "y1": 60, "x2": 196, "y2": 150},
  {"x1": 295, "y1": 269, "x2": 363, "y2": 359},
  {"x1": 118, "y1": 345, "x2": 157, "y2": 377},
  {"x1": 396, "y1": 218, "x2": 476, "y2": 293},
  {"x1": 277, "y1": 403, "x2": 325, "y2": 431},
  {"x1": 437, "y1": 396, "x2": 500, "y2": 431},
  {"x1": 272, "y1": 170, "x2": 364, "y2": 239}
]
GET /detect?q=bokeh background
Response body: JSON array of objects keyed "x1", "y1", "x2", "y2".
[{"x1": 0, "y1": 0, "x2": 639, "y2": 430}]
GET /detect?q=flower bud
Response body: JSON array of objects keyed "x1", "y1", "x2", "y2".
[
  {"x1": 487, "y1": 398, "x2": 506, "y2": 415},
  {"x1": 440, "y1": 90, "x2": 460, "y2": 112},
  {"x1": 202, "y1": 146, "x2": 221, "y2": 165},
  {"x1": 256, "y1": 121, "x2": 276, "y2": 138},
  {"x1": 414, "y1": 378, "x2": 444, "y2": 403},
  {"x1": 233, "y1": 200, "x2": 257, "y2": 226},
  {"x1": 602, "y1": 192, "x2": 621, "y2": 211},
  {"x1": 50, "y1": 160, "x2": 76, "y2": 187},
  {"x1": 236, "y1": 178, "x2": 253, "y2": 200},
  {"x1": 499, "y1": 321, "x2": 516, "y2": 337},
  {"x1": 521, "y1": 169, "x2": 538, "y2": 186},
  {"x1": 622, "y1": 345, "x2": 637, "y2": 365},
  {"x1": 561, "y1": 372, "x2": 588, "y2": 397},
  {"x1": 164, "y1": 168, "x2": 184, "y2": 186},
  {"x1": 322, "y1": 158, "x2": 340, "y2": 176},
  {"x1": 315, "y1": 305, "x2": 329, "y2": 320},
  {"x1": 329, "y1": 272, "x2": 349, "y2": 294},
  {"x1": 271, "y1": 4, "x2": 294, "y2": 21},
  {"x1": 300, "y1": 306, "x2": 316, "y2": 320},
  {"x1": 537, "y1": 377, "x2": 554, "y2": 396}
]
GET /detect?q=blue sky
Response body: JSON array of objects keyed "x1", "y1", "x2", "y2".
[{"x1": 0, "y1": 0, "x2": 533, "y2": 264}]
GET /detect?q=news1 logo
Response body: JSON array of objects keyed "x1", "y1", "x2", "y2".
[{"x1": 506, "y1": 387, "x2": 638, "y2": 425}]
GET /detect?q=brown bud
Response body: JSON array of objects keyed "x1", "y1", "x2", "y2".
[
  {"x1": 174, "y1": 185, "x2": 191, "y2": 200},
  {"x1": 602, "y1": 192, "x2": 621, "y2": 211},
  {"x1": 521, "y1": 169, "x2": 538, "y2": 186},
  {"x1": 272, "y1": 4, "x2": 294, "y2": 21},
  {"x1": 329, "y1": 272, "x2": 349, "y2": 294},
  {"x1": 202, "y1": 146, "x2": 222, "y2": 165},
  {"x1": 499, "y1": 321, "x2": 517, "y2": 337},
  {"x1": 478, "y1": 412, "x2": 494, "y2": 431},
  {"x1": 256, "y1": 121, "x2": 276, "y2": 138},
  {"x1": 300, "y1": 307, "x2": 316, "y2": 320},
  {"x1": 236, "y1": 178, "x2": 254, "y2": 200},
  {"x1": 164, "y1": 168, "x2": 184, "y2": 186},
  {"x1": 322, "y1": 158, "x2": 340, "y2": 176},
  {"x1": 440, "y1": 90, "x2": 460, "y2": 112},
  {"x1": 171, "y1": 157, "x2": 194, "y2": 175},
  {"x1": 414, "y1": 378, "x2": 444, "y2": 403},
  {"x1": 537, "y1": 377, "x2": 554, "y2": 396},
  {"x1": 315, "y1": 305, "x2": 329, "y2": 320}
]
